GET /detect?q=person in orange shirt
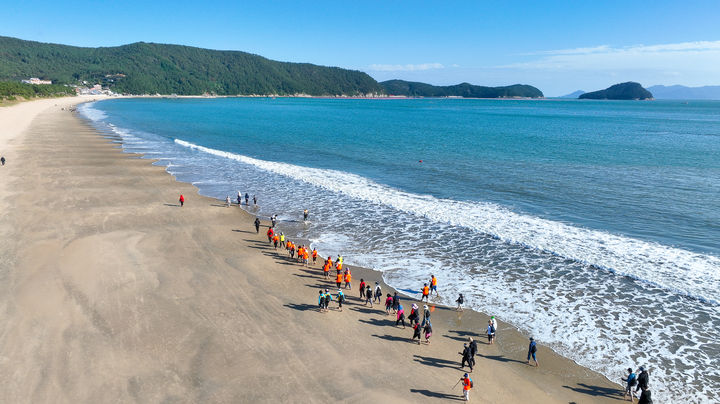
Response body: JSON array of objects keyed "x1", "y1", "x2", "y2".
[
  {"x1": 303, "y1": 248, "x2": 310, "y2": 266},
  {"x1": 336, "y1": 271, "x2": 343, "y2": 288},
  {"x1": 272, "y1": 234, "x2": 279, "y2": 249},
  {"x1": 421, "y1": 283, "x2": 430, "y2": 302},
  {"x1": 297, "y1": 245, "x2": 304, "y2": 262},
  {"x1": 460, "y1": 373, "x2": 473, "y2": 401},
  {"x1": 336, "y1": 261, "x2": 342, "y2": 272},
  {"x1": 323, "y1": 262, "x2": 330, "y2": 279},
  {"x1": 344, "y1": 269, "x2": 352, "y2": 290},
  {"x1": 430, "y1": 275, "x2": 439, "y2": 297},
  {"x1": 311, "y1": 248, "x2": 318, "y2": 265}
]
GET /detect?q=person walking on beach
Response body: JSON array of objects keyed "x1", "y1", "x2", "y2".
[
  {"x1": 323, "y1": 289, "x2": 332, "y2": 311},
  {"x1": 245, "y1": 192, "x2": 249, "y2": 205},
  {"x1": 365, "y1": 285, "x2": 373, "y2": 306},
  {"x1": 303, "y1": 209, "x2": 309, "y2": 221},
  {"x1": 374, "y1": 282, "x2": 382, "y2": 303},
  {"x1": 392, "y1": 292, "x2": 400, "y2": 313},
  {"x1": 429, "y1": 275, "x2": 439, "y2": 297},
  {"x1": 396, "y1": 304, "x2": 406, "y2": 328},
  {"x1": 344, "y1": 268, "x2": 352, "y2": 290},
  {"x1": 336, "y1": 289, "x2": 346, "y2": 312},
  {"x1": 273, "y1": 234, "x2": 279, "y2": 250},
  {"x1": 336, "y1": 271, "x2": 343, "y2": 289},
  {"x1": 225, "y1": 195, "x2": 231, "y2": 207},
  {"x1": 527, "y1": 337, "x2": 539, "y2": 367},
  {"x1": 312, "y1": 248, "x2": 318, "y2": 265},
  {"x1": 423, "y1": 321, "x2": 433, "y2": 344},
  {"x1": 487, "y1": 320, "x2": 495, "y2": 344},
  {"x1": 421, "y1": 305, "x2": 431, "y2": 327},
  {"x1": 421, "y1": 283, "x2": 430, "y2": 302},
  {"x1": 408, "y1": 303, "x2": 419, "y2": 326},
  {"x1": 622, "y1": 367, "x2": 638, "y2": 402},
  {"x1": 359, "y1": 279, "x2": 366, "y2": 299},
  {"x1": 385, "y1": 294, "x2": 393, "y2": 315},
  {"x1": 491, "y1": 316, "x2": 498, "y2": 339},
  {"x1": 411, "y1": 322, "x2": 422, "y2": 344},
  {"x1": 271, "y1": 215, "x2": 277, "y2": 228},
  {"x1": 460, "y1": 373, "x2": 473, "y2": 401},
  {"x1": 318, "y1": 290, "x2": 325, "y2": 312},
  {"x1": 280, "y1": 233, "x2": 285, "y2": 248},
  {"x1": 0, "y1": 156, "x2": 5, "y2": 166},
  {"x1": 456, "y1": 293, "x2": 464, "y2": 311},
  {"x1": 468, "y1": 337, "x2": 477, "y2": 368},
  {"x1": 635, "y1": 367, "x2": 649, "y2": 396},
  {"x1": 253, "y1": 195, "x2": 257, "y2": 205},
  {"x1": 638, "y1": 387, "x2": 653, "y2": 404},
  {"x1": 237, "y1": 191, "x2": 242, "y2": 205},
  {"x1": 323, "y1": 261, "x2": 330, "y2": 279},
  {"x1": 254, "y1": 217, "x2": 261, "y2": 233},
  {"x1": 266, "y1": 227, "x2": 274, "y2": 242},
  {"x1": 179, "y1": 194, "x2": 184, "y2": 207},
  {"x1": 460, "y1": 343, "x2": 473, "y2": 372}
]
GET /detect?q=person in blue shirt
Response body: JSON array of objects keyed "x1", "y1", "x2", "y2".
[
  {"x1": 527, "y1": 337, "x2": 539, "y2": 367},
  {"x1": 621, "y1": 367, "x2": 637, "y2": 402}
]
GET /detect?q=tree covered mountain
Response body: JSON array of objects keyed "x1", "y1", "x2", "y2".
[
  {"x1": 579, "y1": 82, "x2": 653, "y2": 100},
  {"x1": 0, "y1": 36, "x2": 382, "y2": 96},
  {"x1": 380, "y1": 79, "x2": 543, "y2": 98}
]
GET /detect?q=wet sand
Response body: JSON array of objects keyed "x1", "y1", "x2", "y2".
[{"x1": 0, "y1": 97, "x2": 624, "y2": 403}]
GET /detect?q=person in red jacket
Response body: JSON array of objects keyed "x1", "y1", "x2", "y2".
[{"x1": 178, "y1": 194, "x2": 184, "y2": 207}]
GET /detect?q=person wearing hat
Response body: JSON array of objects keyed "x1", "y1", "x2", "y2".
[
  {"x1": 374, "y1": 281, "x2": 382, "y2": 303},
  {"x1": 408, "y1": 303, "x2": 419, "y2": 326},
  {"x1": 460, "y1": 373, "x2": 473, "y2": 401},
  {"x1": 421, "y1": 305, "x2": 431, "y2": 327},
  {"x1": 323, "y1": 289, "x2": 332, "y2": 312},
  {"x1": 460, "y1": 343, "x2": 473, "y2": 372},
  {"x1": 527, "y1": 337, "x2": 539, "y2": 367}
]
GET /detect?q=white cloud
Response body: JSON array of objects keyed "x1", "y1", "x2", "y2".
[
  {"x1": 368, "y1": 62, "x2": 444, "y2": 72},
  {"x1": 501, "y1": 40, "x2": 720, "y2": 71}
]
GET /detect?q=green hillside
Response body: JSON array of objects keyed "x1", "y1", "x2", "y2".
[
  {"x1": 0, "y1": 36, "x2": 382, "y2": 96},
  {"x1": 380, "y1": 79, "x2": 543, "y2": 98}
]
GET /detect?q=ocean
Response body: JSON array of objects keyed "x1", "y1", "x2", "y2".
[{"x1": 80, "y1": 97, "x2": 720, "y2": 402}]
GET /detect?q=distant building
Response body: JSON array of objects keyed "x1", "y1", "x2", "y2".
[{"x1": 21, "y1": 77, "x2": 52, "y2": 85}]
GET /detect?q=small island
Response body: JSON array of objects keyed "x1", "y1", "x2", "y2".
[{"x1": 579, "y1": 82, "x2": 653, "y2": 100}]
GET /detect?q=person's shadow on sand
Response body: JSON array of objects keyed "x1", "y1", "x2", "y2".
[
  {"x1": 562, "y1": 383, "x2": 624, "y2": 399},
  {"x1": 410, "y1": 389, "x2": 464, "y2": 401},
  {"x1": 163, "y1": 203, "x2": 180, "y2": 207}
]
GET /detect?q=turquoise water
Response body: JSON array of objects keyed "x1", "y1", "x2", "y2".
[{"x1": 81, "y1": 98, "x2": 720, "y2": 402}]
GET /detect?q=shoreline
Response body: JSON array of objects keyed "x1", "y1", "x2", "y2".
[
  {"x1": 81, "y1": 98, "x2": 625, "y2": 395},
  {"x1": 1, "y1": 96, "x2": 623, "y2": 402}
]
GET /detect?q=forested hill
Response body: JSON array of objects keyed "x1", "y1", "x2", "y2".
[
  {"x1": 579, "y1": 82, "x2": 653, "y2": 100},
  {"x1": 380, "y1": 79, "x2": 544, "y2": 98},
  {"x1": 0, "y1": 36, "x2": 382, "y2": 96}
]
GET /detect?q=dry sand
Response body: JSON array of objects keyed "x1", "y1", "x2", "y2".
[{"x1": 0, "y1": 97, "x2": 625, "y2": 403}]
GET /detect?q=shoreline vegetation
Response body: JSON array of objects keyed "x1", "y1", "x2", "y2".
[
  {"x1": 0, "y1": 35, "x2": 544, "y2": 99},
  {"x1": 0, "y1": 96, "x2": 625, "y2": 402}
]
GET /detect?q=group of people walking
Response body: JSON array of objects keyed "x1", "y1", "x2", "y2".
[
  {"x1": 253, "y1": 212, "x2": 650, "y2": 402},
  {"x1": 622, "y1": 366, "x2": 653, "y2": 403}
]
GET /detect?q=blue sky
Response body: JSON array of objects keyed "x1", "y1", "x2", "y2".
[{"x1": 4, "y1": 0, "x2": 720, "y2": 95}]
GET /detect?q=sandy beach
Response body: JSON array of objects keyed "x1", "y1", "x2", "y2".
[{"x1": 0, "y1": 97, "x2": 625, "y2": 403}]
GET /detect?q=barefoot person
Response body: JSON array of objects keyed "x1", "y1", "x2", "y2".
[
  {"x1": 179, "y1": 194, "x2": 184, "y2": 207},
  {"x1": 527, "y1": 337, "x2": 539, "y2": 367},
  {"x1": 411, "y1": 323, "x2": 422, "y2": 344},
  {"x1": 254, "y1": 217, "x2": 261, "y2": 233},
  {"x1": 423, "y1": 321, "x2": 433, "y2": 344}
]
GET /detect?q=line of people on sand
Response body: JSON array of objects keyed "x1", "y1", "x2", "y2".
[
  {"x1": 621, "y1": 366, "x2": 653, "y2": 404},
  {"x1": 255, "y1": 212, "x2": 652, "y2": 402}
]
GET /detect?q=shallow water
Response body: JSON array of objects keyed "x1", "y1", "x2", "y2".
[{"x1": 81, "y1": 98, "x2": 720, "y2": 402}]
